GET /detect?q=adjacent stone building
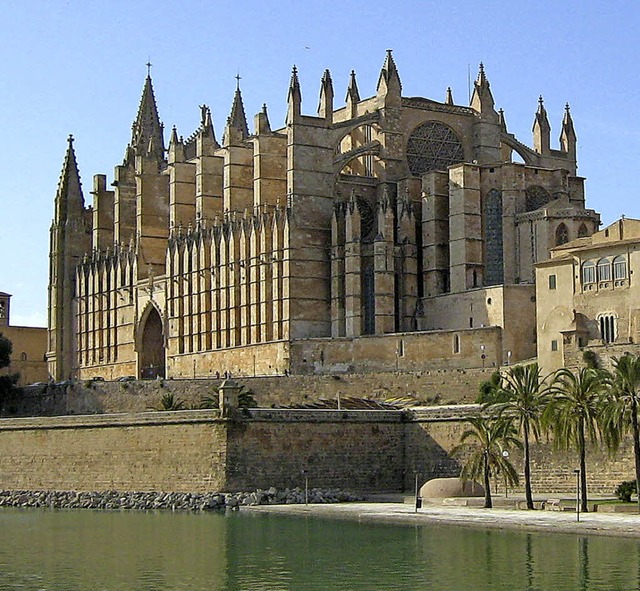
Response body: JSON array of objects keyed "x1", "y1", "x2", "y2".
[
  {"x1": 47, "y1": 52, "x2": 599, "y2": 381},
  {"x1": 0, "y1": 292, "x2": 48, "y2": 385},
  {"x1": 536, "y1": 217, "x2": 640, "y2": 373}
]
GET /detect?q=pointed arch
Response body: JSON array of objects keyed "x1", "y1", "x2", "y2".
[
  {"x1": 525, "y1": 185, "x2": 550, "y2": 211},
  {"x1": 577, "y1": 223, "x2": 589, "y2": 238},
  {"x1": 555, "y1": 223, "x2": 569, "y2": 246},
  {"x1": 137, "y1": 302, "x2": 166, "y2": 379}
]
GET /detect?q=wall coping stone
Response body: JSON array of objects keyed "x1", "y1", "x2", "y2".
[{"x1": 0, "y1": 409, "x2": 223, "y2": 431}]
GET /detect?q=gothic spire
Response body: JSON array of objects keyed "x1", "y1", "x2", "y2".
[
  {"x1": 199, "y1": 104, "x2": 219, "y2": 147},
  {"x1": 533, "y1": 95, "x2": 551, "y2": 154},
  {"x1": 55, "y1": 134, "x2": 85, "y2": 220},
  {"x1": 533, "y1": 95, "x2": 551, "y2": 130},
  {"x1": 498, "y1": 108, "x2": 508, "y2": 132},
  {"x1": 470, "y1": 62, "x2": 495, "y2": 114},
  {"x1": 445, "y1": 87, "x2": 454, "y2": 105},
  {"x1": 318, "y1": 69, "x2": 334, "y2": 121},
  {"x1": 346, "y1": 69, "x2": 360, "y2": 103},
  {"x1": 560, "y1": 102, "x2": 576, "y2": 158},
  {"x1": 131, "y1": 73, "x2": 165, "y2": 159},
  {"x1": 227, "y1": 77, "x2": 249, "y2": 140},
  {"x1": 287, "y1": 65, "x2": 302, "y2": 123},
  {"x1": 377, "y1": 49, "x2": 402, "y2": 94}
]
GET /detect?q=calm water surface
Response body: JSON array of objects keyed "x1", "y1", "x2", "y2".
[{"x1": 1, "y1": 508, "x2": 639, "y2": 590}]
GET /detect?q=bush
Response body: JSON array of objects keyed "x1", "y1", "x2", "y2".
[
  {"x1": 583, "y1": 350, "x2": 598, "y2": 369},
  {"x1": 156, "y1": 392, "x2": 185, "y2": 411},
  {"x1": 615, "y1": 480, "x2": 637, "y2": 503}
]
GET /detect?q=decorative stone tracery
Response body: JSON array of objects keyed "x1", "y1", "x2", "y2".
[{"x1": 406, "y1": 121, "x2": 464, "y2": 176}]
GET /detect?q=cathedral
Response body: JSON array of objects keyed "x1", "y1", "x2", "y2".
[{"x1": 47, "y1": 51, "x2": 599, "y2": 381}]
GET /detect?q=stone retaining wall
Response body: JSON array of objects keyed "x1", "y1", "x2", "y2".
[
  {"x1": 7, "y1": 369, "x2": 495, "y2": 418},
  {"x1": 0, "y1": 405, "x2": 635, "y2": 497}
]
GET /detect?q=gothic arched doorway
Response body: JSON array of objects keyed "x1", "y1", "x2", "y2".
[{"x1": 139, "y1": 306, "x2": 166, "y2": 379}]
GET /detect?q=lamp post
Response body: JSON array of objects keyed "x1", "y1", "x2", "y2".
[
  {"x1": 481, "y1": 344, "x2": 486, "y2": 368},
  {"x1": 507, "y1": 350, "x2": 512, "y2": 366},
  {"x1": 502, "y1": 450, "x2": 510, "y2": 498},
  {"x1": 574, "y1": 469, "x2": 581, "y2": 522},
  {"x1": 414, "y1": 471, "x2": 422, "y2": 513}
]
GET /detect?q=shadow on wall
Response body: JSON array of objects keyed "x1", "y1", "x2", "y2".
[
  {"x1": 2, "y1": 382, "x2": 106, "y2": 417},
  {"x1": 404, "y1": 422, "x2": 462, "y2": 491}
]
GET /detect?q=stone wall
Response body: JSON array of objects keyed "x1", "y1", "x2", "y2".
[
  {"x1": 0, "y1": 411, "x2": 228, "y2": 492},
  {"x1": 225, "y1": 409, "x2": 406, "y2": 491},
  {"x1": 0, "y1": 404, "x2": 636, "y2": 496},
  {"x1": 8, "y1": 368, "x2": 497, "y2": 417}
]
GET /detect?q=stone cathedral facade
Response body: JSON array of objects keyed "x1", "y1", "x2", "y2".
[{"x1": 47, "y1": 52, "x2": 599, "y2": 381}]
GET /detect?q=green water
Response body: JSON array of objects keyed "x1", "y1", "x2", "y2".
[{"x1": 1, "y1": 508, "x2": 639, "y2": 590}]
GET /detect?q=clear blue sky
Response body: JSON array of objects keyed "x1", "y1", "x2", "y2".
[{"x1": 0, "y1": 0, "x2": 638, "y2": 326}]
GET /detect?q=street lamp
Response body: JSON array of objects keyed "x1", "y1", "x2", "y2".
[
  {"x1": 502, "y1": 450, "x2": 510, "y2": 498},
  {"x1": 573, "y1": 469, "x2": 581, "y2": 522},
  {"x1": 507, "y1": 350, "x2": 512, "y2": 366},
  {"x1": 414, "y1": 471, "x2": 422, "y2": 513},
  {"x1": 481, "y1": 344, "x2": 486, "y2": 368}
]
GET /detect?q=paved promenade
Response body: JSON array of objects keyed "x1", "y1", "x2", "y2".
[{"x1": 246, "y1": 500, "x2": 640, "y2": 538}]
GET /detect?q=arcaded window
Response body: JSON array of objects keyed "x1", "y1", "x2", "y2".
[
  {"x1": 599, "y1": 315, "x2": 616, "y2": 343},
  {"x1": 597, "y1": 258, "x2": 611, "y2": 282},
  {"x1": 582, "y1": 261, "x2": 595, "y2": 284},
  {"x1": 406, "y1": 121, "x2": 464, "y2": 176},
  {"x1": 613, "y1": 255, "x2": 627, "y2": 280},
  {"x1": 555, "y1": 223, "x2": 569, "y2": 246}
]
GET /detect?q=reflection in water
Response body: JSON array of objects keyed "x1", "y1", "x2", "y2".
[
  {"x1": 579, "y1": 536, "x2": 590, "y2": 591},
  {"x1": 0, "y1": 508, "x2": 640, "y2": 590}
]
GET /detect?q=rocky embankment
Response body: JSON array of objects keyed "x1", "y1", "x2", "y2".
[{"x1": 0, "y1": 487, "x2": 363, "y2": 511}]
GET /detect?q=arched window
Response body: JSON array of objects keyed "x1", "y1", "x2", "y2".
[
  {"x1": 599, "y1": 314, "x2": 616, "y2": 343},
  {"x1": 582, "y1": 261, "x2": 596, "y2": 284},
  {"x1": 577, "y1": 223, "x2": 589, "y2": 238},
  {"x1": 597, "y1": 258, "x2": 611, "y2": 282},
  {"x1": 406, "y1": 121, "x2": 464, "y2": 176},
  {"x1": 613, "y1": 255, "x2": 627, "y2": 280},
  {"x1": 453, "y1": 334, "x2": 461, "y2": 354},
  {"x1": 20, "y1": 352, "x2": 27, "y2": 361},
  {"x1": 483, "y1": 189, "x2": 503, "y2": 285},
  {"x1": 525, "y1": 186, "x2": 550, "y2": 211},
  {"x1": 555, "y1": 223, "x2": 569, "y2": 246}
]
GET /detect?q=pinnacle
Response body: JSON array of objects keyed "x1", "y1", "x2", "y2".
[
  {"x1": 445, "y1": 87, "x2": 454, "y2": 105},
  {"x1": 346, "y1": 70, "x2": 360, "y2": 103},
  {"x1": 227, "y1": 82, "x2": 249, "y2": 140},
  {"x1": 378, "y1": 48, "x2": 402, "y2": 92},
  {"x1": 131, "y1": 73, "x2": 165, "y2": 159},
  {"x1": 55, "y1": 133, "x2": 84, "y2": 217}
]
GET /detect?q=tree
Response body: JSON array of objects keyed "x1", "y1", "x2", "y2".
[
  {"x1": 0, "y1": 332, "x2": 11, "y2": 369},
  {"x1": 494, "y1": 363, "x2": 552, "y2": 510},
  {"x1": 476, "y1": 371, "x2": 510, "y2": 405},
  {"x1": 545, "y1": 367, "x2": 609, "y2": 512},
  {"x1": 0, "y1": 333, "x2": 19, "y2": 405},
  {"x1": 453, "y1": 416, "x2": 521, "y2": 508},
  {"x1": 604, "y1": 355, "x2": 640, "y2": 513}
]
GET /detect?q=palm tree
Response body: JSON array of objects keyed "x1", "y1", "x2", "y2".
[
  {"x1": 453, "y1": 416, "x2": 521, "y2": 508},
  {"x1": 545, "y1": 367, "x2": 609, "y2": 512},
  {"x1": 494, "y1": 363, "x2": 552, "y2": 509},
  {"x1": 604, "y1": 354, "x2": 640, "y2": 513}
]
